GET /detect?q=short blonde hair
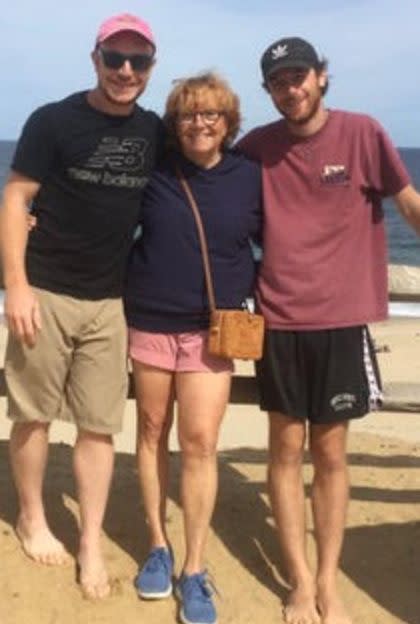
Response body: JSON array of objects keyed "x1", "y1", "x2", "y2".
[{"x1": 163, "y1": 72, "x2": 241, "y2": 148}]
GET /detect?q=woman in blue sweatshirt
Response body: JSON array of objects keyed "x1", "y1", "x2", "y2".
[{"x1": 124, "y1": 72, "x2": 261, "y2": 624}]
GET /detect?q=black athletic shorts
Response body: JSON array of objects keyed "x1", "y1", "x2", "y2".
[{"x1": 255, "y1": 326, "x2": 382, "y2": 424}]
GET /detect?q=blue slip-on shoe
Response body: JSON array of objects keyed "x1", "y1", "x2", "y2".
[
  {"x1": 134, "y1": 547, "x2": 173, "y2": 599},
  {"x1": 176, "y1": 571, "x2": 217, "y2": 624}
]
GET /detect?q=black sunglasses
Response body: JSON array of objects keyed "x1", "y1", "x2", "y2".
[{"x1": 98, "y1": 48, "x2": 154, "y2": 72}]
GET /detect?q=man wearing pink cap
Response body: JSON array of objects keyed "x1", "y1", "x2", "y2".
[{"x1": 0, "y1": 13, "x2": 163, "y2": 599}]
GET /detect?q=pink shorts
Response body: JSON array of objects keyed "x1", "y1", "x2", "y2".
[{"x1": 128, "y1": 328, "x2": 234, "y2": 373}]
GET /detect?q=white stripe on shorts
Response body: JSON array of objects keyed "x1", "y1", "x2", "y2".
[{"x1": 362, "y1": 327, "x2": 383, "y2": 410}]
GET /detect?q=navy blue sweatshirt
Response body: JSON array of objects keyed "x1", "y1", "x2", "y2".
[{"x1": 124, "y1": 151, "x2": 261, "y2": 332}]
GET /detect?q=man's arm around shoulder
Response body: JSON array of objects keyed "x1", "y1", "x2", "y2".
[
  {"x1": 0, "y1": 172, "x2": 42, "y2": 346},
  {"x1": 394, "y1": 184, "x2": 420, "y2": 237}
]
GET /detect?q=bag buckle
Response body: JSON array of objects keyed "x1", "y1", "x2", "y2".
[{"x1": 243, "y1": 298, "x2": 255, "y2": 314}]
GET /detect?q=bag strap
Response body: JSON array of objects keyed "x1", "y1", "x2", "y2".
[{"x1": 175, "y1": 165, "x2": 217, "y2": 313}]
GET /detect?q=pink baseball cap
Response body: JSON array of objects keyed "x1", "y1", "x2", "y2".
[{"x1": 96, "y1": 13, "x2": 156, "y2": 50}]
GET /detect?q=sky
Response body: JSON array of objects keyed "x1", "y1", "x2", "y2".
[{"x1": 1, "y1": 0, "x2": 420, "y2": 146}]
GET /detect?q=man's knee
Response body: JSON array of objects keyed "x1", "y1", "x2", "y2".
[
  {"x1": 268, "y1": 412, "x2": 306, "y2": 465},
  {"x1": 310, "y1": 438, "x2": 347, "y2": 473},
  {"x1": 76, "y1": 427, "x2": 113, "y2": 444},
  {"x1": 309, "y1": 421, "x2": 348, "y2": 472},
  {"x1": 10, "y1": 420, "x2": 51, "y2": 442}
]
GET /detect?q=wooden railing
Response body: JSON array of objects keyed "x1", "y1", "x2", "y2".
[
  {"x1": 0, "y1": 369, "x2": 259, "y2": 403},
  {"x1": 0, "y1": 369, "x2": 419, "y2": 412}
]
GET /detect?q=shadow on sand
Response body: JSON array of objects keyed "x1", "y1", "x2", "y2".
[{"x1": 0, "y1": 441, "x2": 419, "y2": 623}]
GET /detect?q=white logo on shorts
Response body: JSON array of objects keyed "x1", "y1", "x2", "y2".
[{"x1": 330, "y1": 393, "x2": 356, "y2": 412}]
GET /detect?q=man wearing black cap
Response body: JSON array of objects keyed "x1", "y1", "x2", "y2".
[{"x1": 239, "y1": 37, "x2": 420, "y2": 624}]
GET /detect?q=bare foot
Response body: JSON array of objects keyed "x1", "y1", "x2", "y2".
[
  {"x1": 16, "y1": 519, "x2": 71, "y2": 566},
  {"x1": 77, "y1": 548, "x2": 111, "y2": 600},
  {"x1": 283, "y1": 585, "x2": 321, "y2": 624},
  {"x1": 316, "y1": 584, "x2": 352, "y2": 624}
]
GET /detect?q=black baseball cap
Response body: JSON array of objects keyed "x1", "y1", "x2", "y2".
[{"x1": 261, "y1": 37, "x2": 320, "y2": 82}]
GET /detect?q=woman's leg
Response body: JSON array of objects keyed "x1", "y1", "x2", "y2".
[
  {"x1": 132, "y1": 360, "x2": 175, "y2": 549},
  {"x1": 176, "y1": 370, "x2": 231, "y2": 574}
]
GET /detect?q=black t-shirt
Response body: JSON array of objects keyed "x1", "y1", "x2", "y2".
[{"x1": 12, "y1": 91, "x2": 164, "y2": 299}]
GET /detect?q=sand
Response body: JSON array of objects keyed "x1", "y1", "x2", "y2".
[{"x1": 0, "y1": 320, "x2": 419, "y2": 624}]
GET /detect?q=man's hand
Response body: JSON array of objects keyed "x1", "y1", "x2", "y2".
[
  {"x1": 394, "y1": 184, "x2": 420, "y2": 236},
  {"x1": 0, "y1": 171, "x2": 42, "y2": 346},
  {"x1": 5, "y1": 283, "x2": 42, "y2": 347}
]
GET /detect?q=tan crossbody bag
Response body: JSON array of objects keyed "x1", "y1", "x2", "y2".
[{"x1": 176, "y1": 166, "x2": 265, "y2": 360}]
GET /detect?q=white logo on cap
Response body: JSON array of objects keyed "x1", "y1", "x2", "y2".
[{"x1": 271, "y1": 44, "x2": 288, "y2": 59}]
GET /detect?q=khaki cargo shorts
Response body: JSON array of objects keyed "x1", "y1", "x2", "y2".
[{"x1": 5, "y1": 288, "x2": 128, "y2": 435}]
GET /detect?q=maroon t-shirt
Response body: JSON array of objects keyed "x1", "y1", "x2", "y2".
[{"x1": 238, "y1": 110, "x2": 411, "y2": 330}]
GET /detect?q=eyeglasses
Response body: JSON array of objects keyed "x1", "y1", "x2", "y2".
[
  {"x1": 177, "y1": 111, "x2": 224, "y2": 125},
  {"x1": 98, "y1": 48, "x2": 154, "y2": 72},
  {"x1": 267, "y1": 69, "x2": 309, "y2": 91}
]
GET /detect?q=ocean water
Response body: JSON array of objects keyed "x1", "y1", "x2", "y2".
[{"x1": 0, "y1": 140, "x2": 419, "y2": 266}]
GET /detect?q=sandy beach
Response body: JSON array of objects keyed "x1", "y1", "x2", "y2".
[{"x1": 0, "y1": 320, "x2": 419, "y2": 624}]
